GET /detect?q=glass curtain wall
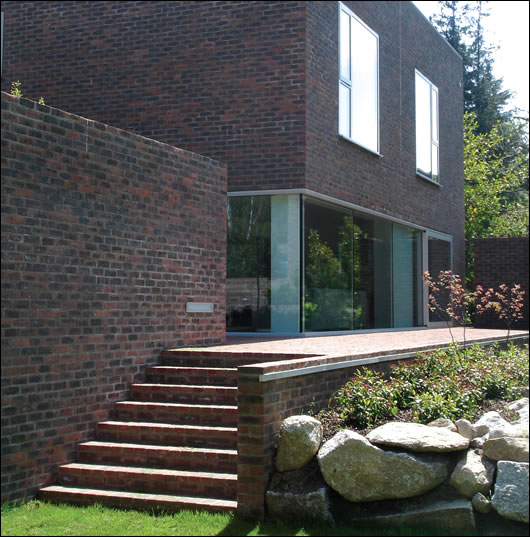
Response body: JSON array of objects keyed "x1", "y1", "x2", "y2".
[
  {"x1": 227, "y1": 194, "x2": 424, "y2": 333},
  {"x1": 427, "y1": 236, "x2": 452, "y2": 323}
]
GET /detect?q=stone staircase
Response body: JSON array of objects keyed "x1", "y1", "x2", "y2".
[{"x1": 39, "y1": 350, "x2": 244, "y2": 513}]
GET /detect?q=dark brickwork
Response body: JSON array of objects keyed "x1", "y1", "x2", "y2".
[
  {"x1": 473, "y1": 238, "x2": 529, "y2": 330},
  {"x1": 1, "y1": 91, "x2": 227, "y2": 503},
  {"x1": 0, "y1": 2, "x2": 464, "y2": 280},
  {"x1": 306, "y1": 1, "x2": 465, "y2": 277},
  {"x1": 0, "y1": 0, "x2": 307, "y2": 192}
]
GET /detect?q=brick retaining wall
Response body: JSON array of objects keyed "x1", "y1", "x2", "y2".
[{"x1": 1, "y1": 92, "x2": 227, "y2": 502}]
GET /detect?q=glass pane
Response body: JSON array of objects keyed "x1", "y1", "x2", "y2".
[
  {"x1": 428, "y1": 237, "x2": 452, "y2": 323},
  {"x1": 431, "y1": 87, "x2": 439, "y2": 143},
  {"x1": 339, "y1": 9, "x2": 351, "y2": 81},
  {"x1": 351, "y1": 18, "x2": 378, "y2": 152},
  {"x1": 416, "y1": 73, "x2": 432, "y2": 175},
  {"x1": 393, "y1": 225, "x2": 423, "y2": 327},
  {"x1": 271, "y1": 195, "x2": 300, "y2": 333},
  {"x1": 303, "y1": 198, "x2": 353, "y2": 331},
  {"x1": 431, "y1": 143, "x2": 439, "y2": 182},
  {"x1": 339, "y1": 83, "x2": 350, "y2": 137},
  {"x1": 353, "y1": 213, "x2": 392, "y2": 329},
  {"x1": 227, "y1": 196, "x2": 271, "y2": 332}
]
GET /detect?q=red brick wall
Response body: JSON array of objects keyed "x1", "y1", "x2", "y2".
[
  {"x1": 306, "y1": 1, "x2": 465, "y2": 278},
  {"x1": 0, "y1": 3, "x2": 465, "y2": 281},
  {"x1": 1, "y1": 91, "x2": 227, "y2": 503},
  {"x1": 473, "y1": 237, "x2": 529, "y2": 330},
  {"x1": 0, "y1": 0, "x2": 307, "y2": 192}
]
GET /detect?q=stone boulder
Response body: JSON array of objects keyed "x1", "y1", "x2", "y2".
[
  {"x1": 474, "y1": 411, "x2": 523, "y2": 440},
  {"x1": 366, "y1": 422, "x2": 470, "y2": 452},
  {"x1": 483, "y1": 437, "x2": 529, "y2": 463},
  {"x1": 317, "y1": 430, "x2": 450, "y2": 502},
  {"x1": 266, "y1": 461, "x2": 334, "y2": 525},
  {"x1": 491, "y1": 461, "x2": 529, "y2": 524},
  {"x1": 449, "y1": 449, "x2": 495, "y2": 498},
  {"x1": 471, "y1": 492, "x2": 491, "y2": 514},
  {"x1": 275, "y1": 415, "x2": 323, "y2": 472},
  {"x1": 508, "y1": 398, "x2": 529, "y2": 435}
]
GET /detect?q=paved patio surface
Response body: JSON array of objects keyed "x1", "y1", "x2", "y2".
[{"x1": 187, "y1": 327, "x2": 529, "y2": 361}]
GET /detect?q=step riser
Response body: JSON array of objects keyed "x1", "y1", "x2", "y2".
[
  {"x1": 131, "y1": 385, "x2": 237, "y2": 405},
  {"x1": 78, "y1": 445, "x2": 237, "y2": 473},
  {"x1": 159, "y1": 352, "x2": 261, "y2": 368},
  {"x1": 39, "y1": 488, "x2": 237, "y2": 513},
  {"x1": 97, "y1": 424, "x2": 237, "y2": 450},
  {"x1": 113, "y1": 403, "x2": 237, "y2": 427},
  {"x1": 146, "y1": 367, "x2": 237, "y2": 387},
  {"x1": 58, "y1": 467, "x2": 237, "y2": 500}
]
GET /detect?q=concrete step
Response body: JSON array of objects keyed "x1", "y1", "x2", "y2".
[
  {"x1": 146, "y1": 366, "x2": 238, "y2": 387},
  {"x1": 58, "y1": 463, "x2": 237, "y2": 500},
  {"x1": 39, "y1": 485, "x2": 237, "y2": 513},
  {"x1": 97, "y1": 421, "x2": 238, "y2": 450},
  {"x1": 78, "y1": 441, "x2": 238, "y2": 473},
  {"x1": 130, "y1": 384, "x2": 237, "y2": 405}
]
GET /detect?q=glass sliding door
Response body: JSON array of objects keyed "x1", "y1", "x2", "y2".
[
  {"x1": 227, "y1": 196, "x2": 271, "y2": 332},
  {"x1": 392, "y1": 225, "x2": 423, "y2": 327},
  {"x1": 426, "y1": 235, "x2": 452, "y2": 324},
  {"x1": 303, "y1": 198, "x2": 354, "y2": 331},
  {"x1": 353, "y1": 213, "x2": 392, "y2": 329}
]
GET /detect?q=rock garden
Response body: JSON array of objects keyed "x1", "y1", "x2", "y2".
[{"x1": 266, "y1": 344, "x2": 529, "y2": 536}]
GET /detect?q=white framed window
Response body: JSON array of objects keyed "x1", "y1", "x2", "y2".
[
  {"x1": 338, "y1": 2, "x2": 379, "y2": 154},
  {"x1": 415, "y1": 70, "x2": 439, "y2": 183}
]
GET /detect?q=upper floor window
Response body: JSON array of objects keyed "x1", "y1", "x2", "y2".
[
  {"x1": 338, "y1": 2, "x2": 379, "y2": 154},
  {"x1": 415, "y1": 70, "x2": 439, "y2": 182}
]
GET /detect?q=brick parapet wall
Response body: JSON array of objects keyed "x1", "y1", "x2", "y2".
[
  {"x1": 473, "y1": 237, "x2": 529, "y2": 330},
  {"x1": 1, "y1": 91, "x2": 227, "y2": 502}
]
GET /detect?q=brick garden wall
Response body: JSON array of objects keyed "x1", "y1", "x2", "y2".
[
  {"x1": 1, "y1": 91, "x2": 227, "y2": 503},
  {"x1": 473, "y1": 237, "x2": 529, "y2": 330}
]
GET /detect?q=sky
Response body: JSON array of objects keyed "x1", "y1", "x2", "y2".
[{"x1": 413, "y1": 1, "x2": 530, "y2": 115}]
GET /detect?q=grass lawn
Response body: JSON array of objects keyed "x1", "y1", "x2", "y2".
[{"x1": 0, "y1": 500, "x2": 465, "y2": 537}]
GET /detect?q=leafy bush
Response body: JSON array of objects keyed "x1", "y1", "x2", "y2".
[{"x1": 328, "y1": 343, "x2": 528, "y2": 429}]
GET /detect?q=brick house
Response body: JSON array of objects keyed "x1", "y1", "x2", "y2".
[{"x1": 1, "y1": 0, "x2": 464, "y2": 514}]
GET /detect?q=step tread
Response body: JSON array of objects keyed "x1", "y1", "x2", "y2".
[
  {"x1": 79, "y1": 440, "x2": 237, "y2": 456},
  {"x1": 99, "y1": 421, "x2": 237, "y2": 432},
  {"x1": 148, "y1": 366, "x2": 238, "y2": 372},
  {"x1": 61, "y1": 462, "x2": 237, "y2": 480},
  {"x1": 40, "y1": 485, "x2": 237, "y2": 509},
  {"x1": 132, "y1": 383, "x2": 237, "y2": 390},
  {"x1": 115, "y1": 401, "x2": 237, "y2": 410}
]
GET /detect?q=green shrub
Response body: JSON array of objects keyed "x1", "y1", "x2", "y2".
[{"x1": 328, "y1": 344, "x2": 528, "y2": 428}]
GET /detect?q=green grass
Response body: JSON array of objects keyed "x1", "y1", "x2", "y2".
[{"x1": 1, "y1": 500, "x2": 464, "y2": 537}]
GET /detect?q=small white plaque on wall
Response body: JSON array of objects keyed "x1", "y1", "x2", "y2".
[{"x1": 186, "y1": 302, "x2": 214, "y2": 313}]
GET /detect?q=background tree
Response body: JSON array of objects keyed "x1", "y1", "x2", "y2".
[{"x1": 430, "y1": 1, "x2": 529, "y2": 283}]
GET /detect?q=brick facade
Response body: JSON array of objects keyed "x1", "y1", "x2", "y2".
[
  {"x1": 1, "y1": 91, "x2": 227, "y2": 503},
  {"x1": 0, "y1": 1, "x2": 465, "y2": 278},
  {"x1": 473, "y1": 237, "x2": 529, "y2": 330}
]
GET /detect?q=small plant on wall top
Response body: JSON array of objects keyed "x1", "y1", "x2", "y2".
[{"x1": 10, "y1": 80, "x2": 45, "y2": 105}]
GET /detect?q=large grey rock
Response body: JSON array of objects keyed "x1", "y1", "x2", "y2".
[
  {"x1": 449, "y1": 449, "x2": 495, "y2": 498},
  {"x1": 491, "y1": 461, "x2": 529, "y2": 523},
  {"x1": 474, "y1": 411, "x2": 522, "y2": 440},
  {"x1": 366, "y1": 422, "x2": 470, "y2": 452},
  {"x1": 317, "y1": 430, "x2": 450, "y2": 502},
  {"x1": 483, "y1": 437, "x2": 529, "y2": 462},
  {"x1": 275, "y1": 415, "x2": 322, "y2": 472},
  {"x1": 350, "y1": 497, "x2": 476, "y2": 535}
]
